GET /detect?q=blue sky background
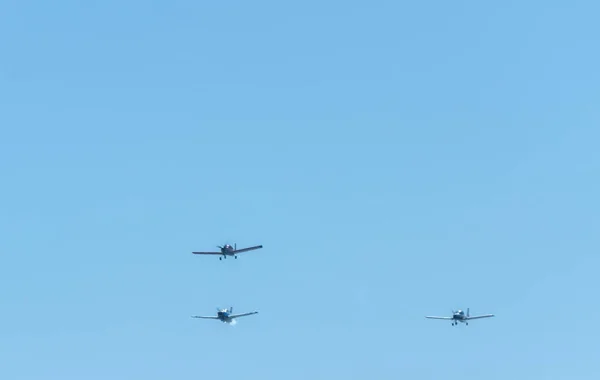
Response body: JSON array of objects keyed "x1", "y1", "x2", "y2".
[{"x1": 1, "y1": 1, "x2": 599, "y2": 379}]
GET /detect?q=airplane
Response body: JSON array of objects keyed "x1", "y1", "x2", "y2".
[
  {"x1": 425, "y1": 308, "x2": 495, "y2": 326},
  {"x1": 191, "y1": 307, "x2": 258, "y2": 324},
  {"x1": 192, "y1": 243, "x2": 263, "y2": 260}
]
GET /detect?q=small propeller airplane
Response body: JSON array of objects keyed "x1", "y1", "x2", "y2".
[
  {"x1": 191, "y1": 307, "x2": 258, "y2": 324},
  {"x1": 425, "y1": 308, "x2": 495, "y2": 326},
  {"x1": 192, "y1": 243, "x2": 263, "y2": 260}
]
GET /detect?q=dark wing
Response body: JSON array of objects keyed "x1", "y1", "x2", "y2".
[
  {"x1": 192, "y1": 251, "x2": 222, "y2": 255},
  {"x1": 230, "y1": 311, "x2": 258, "y2": 319},
  {"x1": 232, "y1": 245, "x2": 263, "y2": 254},
  {"x1": 466, "y1": 314, "x2": 495, "y2": 320}
]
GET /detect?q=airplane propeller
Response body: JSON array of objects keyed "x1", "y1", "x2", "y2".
[{"x1": 216, "y1": 307, "x2": 232, "y2": 313}]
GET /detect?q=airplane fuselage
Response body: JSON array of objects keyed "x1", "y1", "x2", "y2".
[
  {"x1": 451, "y1": 311, "x2": 468, "y2": 325},
  {"x1": 217, "y1": 311, "x2": 233, "y2": 323},
  {"x1": 219, "y1": 246, "x2": 237, "y2": 260}
]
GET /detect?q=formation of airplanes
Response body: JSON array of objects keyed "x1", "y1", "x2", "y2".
[
  {"x1": 190, "y1": 242, "x2": 496, "y2": 327},
  {"x1": 190, "y1": 243, "x2": 262, "y2": 324}
]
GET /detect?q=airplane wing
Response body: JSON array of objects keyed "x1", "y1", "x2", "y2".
[
  {"x1": 425, "y1": 316, "x2": 453, "y2": 320},
  {"x1": 232, "y1": 245, "x2": 263, "y2": 254},
  {"x1": 192, "y1": 251, "x2": 222, "y2": 255},
  {"x1": 466, "y1": 314, "x2": 495, "y2": 320},
  {"x1": 230, "y1": 311, "x2": 259, "y2": 319},
  {"x1": 191, "y1": 315, "x2": 219, "y2": 319}
]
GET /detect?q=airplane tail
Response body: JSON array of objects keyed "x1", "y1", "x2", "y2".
[
  {"x1": 230, "y1": 307, "x2": 233, "y2": 314},
  {"x1": 467, "y1": 308, "x2": 470, "y2": 317}
]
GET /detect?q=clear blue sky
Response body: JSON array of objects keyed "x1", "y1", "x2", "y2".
[{"x1": 1, "y1": 1, "x2": 599, "y2": 379}]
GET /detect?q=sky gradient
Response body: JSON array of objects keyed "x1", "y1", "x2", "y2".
[{"x1": 1, "y1": 1, "x2": 599, "y2": 379}]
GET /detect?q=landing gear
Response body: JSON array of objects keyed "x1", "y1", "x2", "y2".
[
  {"x1": 466, "y1": 322, "x2": 468, "y2": 326},
  {"x1": 234, "y1": 255, "x2": 237, "y2": 259},
  {"x1": 219, "y1": 257, "x2": 222, "y2": 260}
]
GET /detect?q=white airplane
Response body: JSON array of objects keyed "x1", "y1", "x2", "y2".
[
  {"x1": 192, "y1": 243, "x2": 263, "y2": 260},
  {"x1": 425, "y1": 308, "x2": 494, "y2": 326},
  {"x1": 191, "y1": 307, "x2": 258, "y2": 324}
]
